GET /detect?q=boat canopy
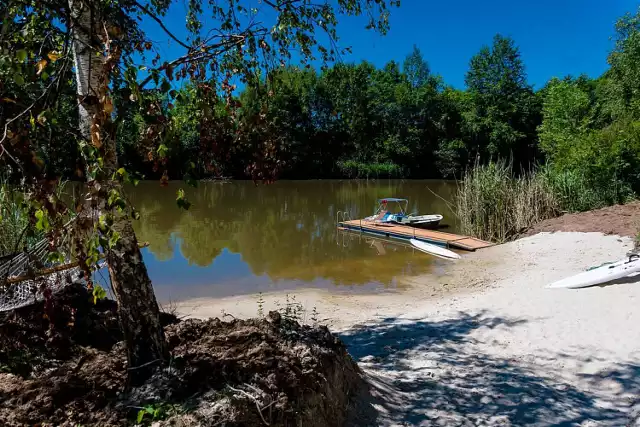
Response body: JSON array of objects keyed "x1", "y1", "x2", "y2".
[{"x1": 376, "y1": 198, "x2": 409, "y2": 215}]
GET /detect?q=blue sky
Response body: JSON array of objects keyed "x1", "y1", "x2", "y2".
[{"x1": 143, "y1": 0, "x2": 638, "y2": 89}]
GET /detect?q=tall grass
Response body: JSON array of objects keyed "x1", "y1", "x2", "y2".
[
  {"x1": 456, "y1": 162, "x2": 559, "y2": 243},
  {"x1": 455, "y1": 162, "x2": 634, "y2": 243}
]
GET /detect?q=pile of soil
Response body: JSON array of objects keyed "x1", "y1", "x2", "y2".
[
  {"x1": 0, "y1": 285, "x2": 362, "y2": 426},
  {"x1": 522, "y1": 201, "x2": 640, "y2": 239}
]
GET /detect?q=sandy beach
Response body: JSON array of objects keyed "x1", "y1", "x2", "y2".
[{"x1": 175, "y1": 231, "x2": 640, "y2": 426}]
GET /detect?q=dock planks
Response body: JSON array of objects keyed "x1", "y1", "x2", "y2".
[{"x1": 338, "y1": 219, "x2": 493, "y2": 251}]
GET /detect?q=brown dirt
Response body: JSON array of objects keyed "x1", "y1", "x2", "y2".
[
  {"x1": 0, "y1": 285, "x2": 362, "y2": 426},
  {"x1": 522, "y1": 201, "x2": 640, "y2": 239}
]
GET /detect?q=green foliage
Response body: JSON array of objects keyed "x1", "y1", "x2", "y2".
[
  {"x1": 0, "y1": 183, "x2": 44, "y2": 257},
  {"x1": 0, "y1": 348, "x2": 43, "y2": 377},
  {"x1": 136, "y1": 402, "x2": 183, "y2": 425},
  {"x1": 403, "y1": 45, "x2": 431, "y2": 88},
  {"x1": 275, "y1": 294, "x2": 304, "y2": 323},
  {"x1": 176, "y1": 189, "x2": 192, "y2": 210},
  {"x1": 540, "y1": 119, "x2": 640, "y2": 209},
  {"x1": 92, "y1": 285, "x2": 108, "y2": 304},
  {"x1": 538, "y1": 79, "x2": 593, "y2": 161},
  {"x1": 464, "y1": 35, "x2": 541, "y2": 167},
  {"x1": 605, "y1": 9, "x2": 640, "y2": 119}
]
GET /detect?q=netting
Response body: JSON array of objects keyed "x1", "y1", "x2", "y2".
[
  {"x1": 0, "y1": 268, "x2": 84, "y2": 312},
  {"x1": 0, "y1": 232, "x2": 87, "y2": 312}
]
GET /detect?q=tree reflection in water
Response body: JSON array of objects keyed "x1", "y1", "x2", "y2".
[{"x1": 128, "y1": 180, "x2": 457, "y2": 300}]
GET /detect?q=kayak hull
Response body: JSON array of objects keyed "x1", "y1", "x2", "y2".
[
  {"x1": 547, "y1": 256, "x2": 640, "y2": 289},
  {"x1": 410, "y1": 239, "x2": 461, "y2": 260}
]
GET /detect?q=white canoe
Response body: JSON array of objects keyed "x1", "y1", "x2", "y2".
[
  {"x1": 547, "y1": 255, "x2": 640, "y2": 289},
  {"x1": 410, "y1": 239, "x2": 461, "y2": 260}
]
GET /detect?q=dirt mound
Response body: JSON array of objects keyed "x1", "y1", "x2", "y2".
[
  {"x1": 522, "y1": 202, "x2": 640, "y2": 239},
  {"x1": 0, "y1": 286, "x2": 361, "y2": 426}
]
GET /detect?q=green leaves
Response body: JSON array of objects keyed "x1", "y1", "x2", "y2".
[
  {"x1": 156, "y1": 144, "x2": 168, "y2": 158},
  {"x1": 539, "y1": 79, "x2": 593, "y2": 162},
  {"x1": 92, "y1": 285, "x2": 107, "y2": 304},
  {"x1": 34, "y1": 209, "x2": 49, "y2": 231},
  {"x1": 176, "y1": 189, "x2": 191, "y2": 210},
  {"x1": 16, "y1": 50, "x2": 27, "y2": 62}
]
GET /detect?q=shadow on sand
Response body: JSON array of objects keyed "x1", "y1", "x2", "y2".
[{"x1": 338, "y1": 311, "x2": 640, "y2": 426}]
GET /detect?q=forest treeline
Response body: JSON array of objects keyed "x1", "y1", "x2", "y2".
[
  {"x1": 121, "y1": 9, "x2": 640, "y2": 198},
  {"x1": 5, "y1": 10, "x2": 640, "y2": 202}
]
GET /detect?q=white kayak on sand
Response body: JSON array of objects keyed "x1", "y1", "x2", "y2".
[
  {"x1": 547, "y1": 255, "x2": 640, "y2": 289},
  {"x1": 410, "y1": 239, "x2": 461, "y2": 260}
]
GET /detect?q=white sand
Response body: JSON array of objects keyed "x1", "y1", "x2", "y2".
[{"x1": 175, "y1": 232, "x2": 640, "y2": 426}]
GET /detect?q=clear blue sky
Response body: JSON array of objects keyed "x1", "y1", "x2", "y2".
[
  {"x1": 143, "y1": 0, "x2": 638, "y2": 89},
  {"x1": 334, "y1": 0, "x2": 637, "y2": 88}
]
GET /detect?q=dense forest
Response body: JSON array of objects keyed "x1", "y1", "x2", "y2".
[
  {"x1": 4, "y1": 9, "x2": 640, "y2": 204},
  {"x1": 114, "y1": 9, "x2": 640, "y2": 196}
]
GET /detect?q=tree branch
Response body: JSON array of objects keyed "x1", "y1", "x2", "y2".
[
  {"x1": 137, "y1": 31, "x2": 262, "y2": 90},
  {"x1": 133, "y1": 1, "x2": 191, "y2": 50}
]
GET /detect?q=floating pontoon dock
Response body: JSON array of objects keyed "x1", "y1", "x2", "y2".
[{"x1": 337, "y1": 218, "x2": 493, "y2": 251}]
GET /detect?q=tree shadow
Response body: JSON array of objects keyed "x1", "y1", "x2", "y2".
[{"x1": 339, "y1": 311, "x2": 640, "y2": 426}]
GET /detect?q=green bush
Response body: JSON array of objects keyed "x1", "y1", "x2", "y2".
[
  {"x1": 539, "y1": 119, "x2": 640, "y2": 212},
  {"x1": 538, "y1": 167, "x2": 609, "y2": 213}
]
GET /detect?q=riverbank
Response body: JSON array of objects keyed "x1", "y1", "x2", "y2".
[{"x1": 175, "y1": 230, "x2": 640, "y2": 425}]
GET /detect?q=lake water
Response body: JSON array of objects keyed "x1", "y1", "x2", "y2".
[{"x1": 127, "y1": 180, "x2": 458, "y2": 303}]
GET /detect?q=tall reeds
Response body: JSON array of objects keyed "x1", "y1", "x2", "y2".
[{"x1": 455, "y1": 162, "x2": 559, "y2": 243}]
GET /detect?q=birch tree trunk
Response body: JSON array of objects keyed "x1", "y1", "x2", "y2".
[{"x1": 68, "y1": 0, "x2": 168, "y2": 385}]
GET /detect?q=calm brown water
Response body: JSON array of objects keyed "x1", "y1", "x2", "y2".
[{"x1": 127, "y1": 180, "x2": 458, "y2": 302}]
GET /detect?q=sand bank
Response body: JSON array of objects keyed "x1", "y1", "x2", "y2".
[{"x1": 176, "y1": 232, "x2": 640, "y2": 426}]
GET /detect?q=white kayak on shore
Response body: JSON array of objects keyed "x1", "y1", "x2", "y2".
[
  {"x1": 547, "y1": 255, "x2": 640, "y2": 289},
  {"x1": 410, "y1": 239, "x2": 461, "y2": 260}
]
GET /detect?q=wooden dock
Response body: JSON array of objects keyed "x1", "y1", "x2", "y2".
[{"x1": 338, "y1": 219, "x2": 493, "y2": 251}]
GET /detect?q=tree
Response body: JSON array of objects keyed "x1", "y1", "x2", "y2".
[
  {"x1": 0, "y1": 0, "x2": 398, "y2": 385},
  {"x1": 602, "y1": 8, "x2": 640, "y2": 119},
  {"x1": 538, "y1": 78, "x2": 593, "y2": 163},
  {"x1": 464, "y1": 34, "x2": 541, "y2": 168},
  {"x1": 403, "y1": 45, "x2": 431, "y2": 88}
]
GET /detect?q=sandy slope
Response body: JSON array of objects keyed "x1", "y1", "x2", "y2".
[{"x1": 176, "y1": 232, "x2": 640, "y2": 426}]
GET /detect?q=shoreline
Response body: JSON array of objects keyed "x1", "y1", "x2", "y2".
[
  {"x1": 173, "y1": 236, "x2": 504, "y2": 330},
  {"x1": 175, "y1": 231, "x2": 640, "y2": 425},
  {"x1": 173, "y1": 231, "x2": 636, "y2": 330}
]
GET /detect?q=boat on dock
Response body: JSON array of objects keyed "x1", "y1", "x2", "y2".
[
  {"x1": 337, "y1": 214, "x2": 492, "y2": 252},
  {"x1": 364, "y1": 198, "x2": 443, "y2": 229}
]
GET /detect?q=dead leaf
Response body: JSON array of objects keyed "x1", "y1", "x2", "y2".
[
  {"x1": 104, "y1": 98, "x2": 113, "y2": 114},
  {"x1": 47, "y1": 51, "x2": 61, "y2": 62},
  {"x1": 91, "y1": 123, "x2": 102, "y2": 148},
  {"x1": 36, "y1": 59, "x2": 47, "y2": 75}
]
